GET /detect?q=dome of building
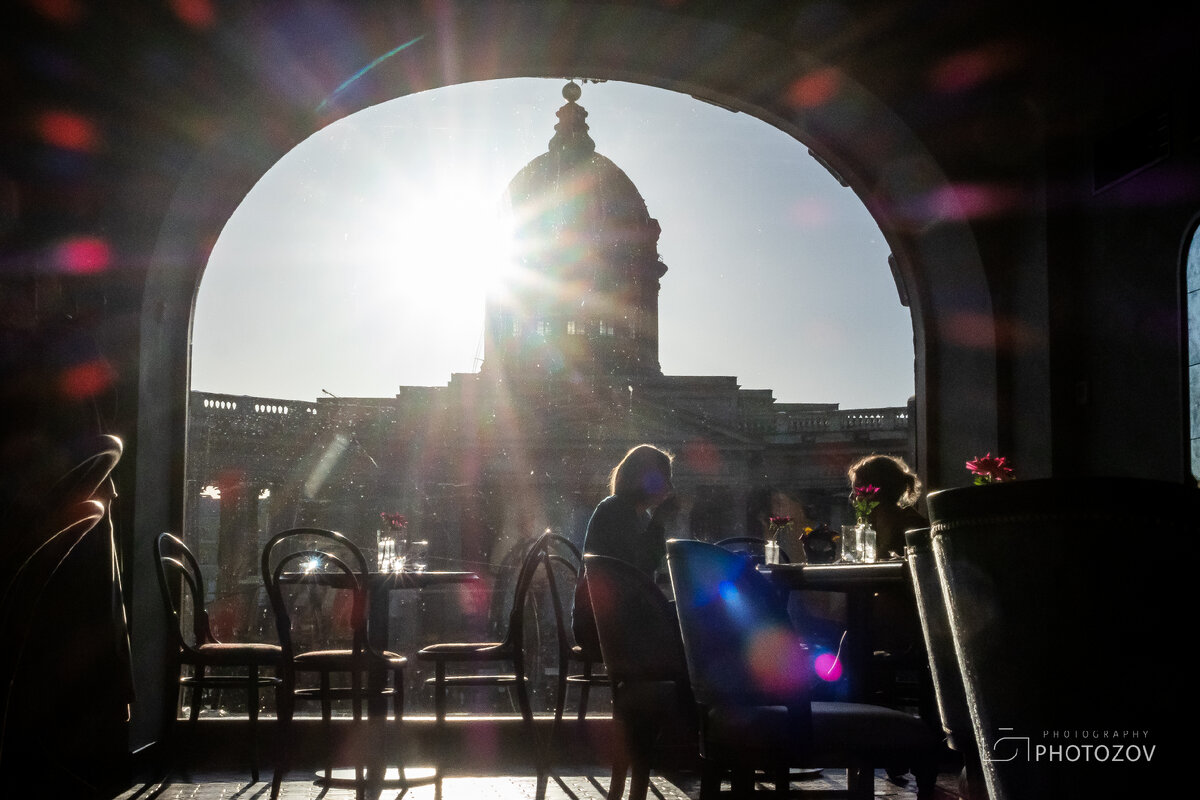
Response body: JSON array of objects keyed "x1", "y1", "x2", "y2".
[{"x1": 485, "y1": 82, "x2": 667, "y2": 381}]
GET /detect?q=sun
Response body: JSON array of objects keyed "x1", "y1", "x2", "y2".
[{"x1": 371, "y1": 170, "x2": 521, "y2": 330}]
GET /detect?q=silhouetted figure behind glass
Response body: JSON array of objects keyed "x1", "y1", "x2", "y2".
[
  {"x1": 846, "y1": 454, "x2": 926, "y2": 709},
  {"x1": 572, "y1": 444, "x2": 678, "y2": 655},
  {"x1": 847, "y1": 453, "x2": 926, "y2": 559}
]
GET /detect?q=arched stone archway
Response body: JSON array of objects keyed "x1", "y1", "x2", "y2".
[{"x1": 135, "y1": 1, "x2": 996, "y2": 744}]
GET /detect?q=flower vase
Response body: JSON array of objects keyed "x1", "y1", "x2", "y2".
[
  {"x1": 840, "y1": 524, "x2": 858, "y2": 562},
  {"x1": 376, "y1": 530, "x2": 392, "y2": 571},
  {"x1": 764, "y1": 535, "x2": 780, "y2": 565},
  {"x1": 858, "y1": 520, "x2": 876, "y2": 562}
]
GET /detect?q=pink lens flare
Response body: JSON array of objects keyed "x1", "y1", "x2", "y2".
[{"x1": 814, "y1": 651, "x2": 843, "y2": 682}]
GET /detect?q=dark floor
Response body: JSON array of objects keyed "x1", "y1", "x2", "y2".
[{"x1": 115, "y1": 767, "x2": 965, "y2": 799}]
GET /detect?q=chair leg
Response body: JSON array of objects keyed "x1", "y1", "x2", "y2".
[
  {"x1": 247, "y1": 666, "x2": 261, "y2": 783},
  {"x1": 514, "y1": 668, "x2": 546, "y2": 800},
  {"x1": 607, "y1": 752, "x2": 629, "y2": 800},
  {"x1": 577, "y1": 678, "x2": 591, "y2": 722},
  {"x1": 699, "y1": 761, "x2": 722, "y2": 800},
  {"x1": 320, "y1": 671, "x2": 333, "y2": 783},
  {"x1": 629, "y1": 762, "x2": 651, "y2": 800},
  {"x1": 390, "y1": 667, "x2": 406, "y2": 785},
  {"x1": 730, "y1": 767, "x2": 754, "y2": 798},
  {"x1": 625, "y1": 707, "x2": 660, "y2": 800},
  {"x1": 352, "y1": 668, "x2": 365, "y2": 800},
  {"x1": 183, "y1": 671, "x2": 203, "y2": 782},
  {"x1": 433, "y1": 663, "x2": 446, "y2": 800},
  {"x1": 846, "y1": 765, "x2": 874, "y2": 800},
  {"x1": 548, "y1": 655, "x2": 574, "y2": 796},
  {"x1": 773, "y1": 766, "x2": 789, "y2": 797},
  {"x1": 271, "y1": 672, "x2": 295, "y2": 800},
  {"x1": 628, "y1": 735, "x2": 654, "y2": 800},
  {"x1": 912, "y1": 757, "x2": 938, "y2": 800}
]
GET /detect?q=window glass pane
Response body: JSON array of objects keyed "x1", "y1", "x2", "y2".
[
  {"x1": 188, "y1": 78, "x2": 915, "y2": 718},
  {"x1": 1188, "y1": 229, "x2": 1200, "y2": 479}
]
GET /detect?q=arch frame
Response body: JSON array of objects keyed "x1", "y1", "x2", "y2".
[{"x1": 134, "y1": 0, "x2": 997, "y2": 745}]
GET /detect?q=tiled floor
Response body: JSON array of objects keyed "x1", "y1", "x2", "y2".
[{"x1": 115, "y1": 768, "x2": 964, "y2": 799}]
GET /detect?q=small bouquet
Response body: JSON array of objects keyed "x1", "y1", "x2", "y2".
[
  {"x1": 767, "y1": 515, "x2": 793, "y2": 539},
  {"x1": 965, "y1": 453, "x2": 1014, "y2": 485},
  {"x1": 764, "y1": 515, "x2": 793, "y2": 565},
  {"x1": 850, "y1": 485, "x2": 880, "y2": 523},
  {"x1": 380, "y1": 512, "x2": 408, "y2": 530}
]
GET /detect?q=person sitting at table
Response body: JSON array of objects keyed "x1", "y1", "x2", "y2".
[
  {"x1": 847, "y1": 453, "x2": 926, "y2": 559},
  {"x1": 572, "y1": 443, "x2": 679, "y2": 652},
  {"x1": 847, "y1": 454, "x2": 926, "y2": 712}
]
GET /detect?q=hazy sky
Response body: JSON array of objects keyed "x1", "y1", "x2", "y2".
[{"x1": 193, "y1": 78, "x2": 913, "y2": 408}]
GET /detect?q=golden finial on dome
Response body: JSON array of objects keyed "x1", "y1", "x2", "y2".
[{"x1": 550, "y1": 80, "x2": 593, "y2": 155}]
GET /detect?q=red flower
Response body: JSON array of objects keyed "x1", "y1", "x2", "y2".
[
  {"x1": 965, "y1": 453, "x2": 1014, "y2": 485},
  {"x1": 768, "y1": 515, "x2": 793, "y2": 530},
  {"x1": 850, "y1": 485, "x2": 881, "y2": 521},
  {"x1": 380, "y1": 512, "x2": 408, "y2": 530}
]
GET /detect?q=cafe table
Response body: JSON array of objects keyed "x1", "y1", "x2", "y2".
[
  {"x1": 293, "y1": 567, "x2": 480, "y2": 793},
  {"x1": 756, "y1": 559, "x2": 908, "y2": 702}
]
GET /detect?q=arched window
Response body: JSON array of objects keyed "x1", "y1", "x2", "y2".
[
  {"x1": 185, "y1": 77, "x2": 917, "y2": 716},
  {"x1": 1187, "y1": 227, "x2": 1200, "y2": 478}
]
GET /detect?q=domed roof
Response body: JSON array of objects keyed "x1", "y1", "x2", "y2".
[
  {"x1": 504, "y1": 82, "x2": 663, "y2": 276},
  {"x1": 484, "y1": 82, "x2": 666, "y2": 381}
]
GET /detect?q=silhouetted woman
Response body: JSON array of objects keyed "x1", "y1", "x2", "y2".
[
  {"x1": 583, "y1": 443, "x2": 677, "y2": 574},
  {"x1": 847, "y1": 453, "x2": 925, "y2": 559},
  {"x1": 573, "y1": 443, "x2": 677, "y2": 653}
]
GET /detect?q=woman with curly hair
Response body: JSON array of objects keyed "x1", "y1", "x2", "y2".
[{"x1": 847, "y1": 453, "x2": 925, "y2": 559}]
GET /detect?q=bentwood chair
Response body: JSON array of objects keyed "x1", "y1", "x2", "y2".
[
  {"x1": 4, "y1": 435, "x2": 123, "y2": 576},
  {"x1": 584, "y1": 554, "x2": 695, "y2": 800},
  {"x1": 667, "y1": 538, "x2": 938, "y2": 799},
  {"x1": 417, "y1": 531, "x2": 577, "y2": 799},
  {"x1": 262, "y1": 528, "x2": 409, "y2": 800},
  {"x1": 0, "y1": 499, "x2": 107, "y2": 769},
  {"x1": 0, "y1": 434, "x2": 131, "y2": 794},
  {"x1": 155, "y1": 532, "x2": 283, "y2": 783},
  {"x1": 564, "y1": 577, "x2": 610, "y2": 722},
  {"x1": 904, "y1": 528, "x2": 982, "y2": 800}
]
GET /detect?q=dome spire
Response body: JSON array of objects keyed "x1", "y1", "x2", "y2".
[
  {"x1": 485, "y1": 79, "x2": 666, "y2": 381},
  {"x1": 548, "y1": 80, "x2": 595, "y2": 157}
]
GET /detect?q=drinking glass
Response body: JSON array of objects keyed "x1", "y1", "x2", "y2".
[
  {"x1": 764, "y1": 538, "x2": 780, "y2": 565},
  {"x1": 840, "y1": 524, "x2": 859, "y2": 563},
  {"x1": 377, "y1": 535, "x2": 394, "y2": 571},
  {"x1": 409, "y1": 540, "x2": 429, "y2": 572},
  {"x1": 392, "y1": 538, "x2": 408, "y2": 572}
]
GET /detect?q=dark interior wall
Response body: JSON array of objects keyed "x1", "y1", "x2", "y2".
[
  {"x1": 1048, "y1": 24, "x2": 1200, "y2": 481},
  {"x1": 4, "y1": 0, "x2": 1197, "y2": 780}
]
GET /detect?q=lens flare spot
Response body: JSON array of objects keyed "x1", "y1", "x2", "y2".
[
  {"x1": 59, "y1": 360, "x2": 115, "y2": 400},
  {"x1": 30, "y1": 0, "x2": 85, "y2": 25},
  {"x1": 53, "y1": 236, "x2": 111, "y2": 274},
  {"x1": 717, "y1": 580, "x2": 739, "y2": 604},
  {"x1": 929, "y1": 43, "x2": 1018, "y2": 94},
  {"x1": 789, "y1": 196, "x2": 834, "y2": 229},
  {"x1": 814, "y1": 651, "x2": 843, "y2": 682},
  {"x1": 746, "y1": 627, "x2": 808, "y2": 695},
  {"x1": 170, "y1": 0, "x2": 216, "y2": 30},
  {"x1": 787, "y1": 68, "x2": 840, "y2": 109},
  {"x1": 682, "y1": 438, "x2": 721, "y2": 476},
  {"x1": 924, "y1": 183, "x2": 1022, "y2": 220},
  {"x1": 943, "y1": 310, "x2": 995, "y2": 348},
  {"x1": 37, "y1": 110, "x2": 99, "y2": 152}
]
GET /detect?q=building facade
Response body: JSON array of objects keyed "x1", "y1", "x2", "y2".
[{"x1": 184, "y1": 85, "x2": 913, "y2": 651}]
